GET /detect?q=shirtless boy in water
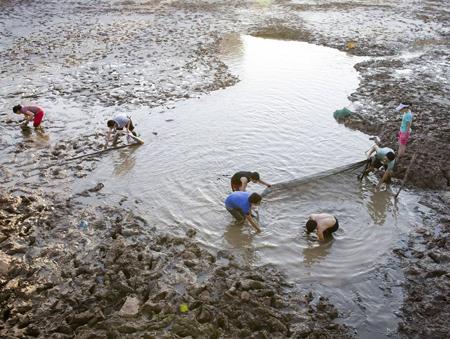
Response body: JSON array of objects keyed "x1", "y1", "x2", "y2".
[{"x1": 305, "y1": 213, "x2": 339, "y2": 241}]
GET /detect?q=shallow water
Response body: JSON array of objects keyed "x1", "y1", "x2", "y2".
[
  {"x1": 2, "y1": 35, "x2": 424, "y2": 337},
  {"x1": 69, "y1": 36, "x2": 423, "y2": 336}
]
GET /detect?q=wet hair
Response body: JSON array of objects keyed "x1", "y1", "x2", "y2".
[
  {"x1": 250, "y1": 172, "x2": 260, "y2": 181},
  {"x1": 386, "y1": 152, "x2": 396, "y2": 161},
  {"x1": 249, "y1": 193, "x2": 262, "y2": 205},
  {"x1": 13, "y1": 105, "x2": 22, "y2": 113},
  {"x1": 306, "y1": 219, "x2": 317, "y2": 232},
  {"x1": 107, "y1": 120, "x2": 116, "y2": 128}
]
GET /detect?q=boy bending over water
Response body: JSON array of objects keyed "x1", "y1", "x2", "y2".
[{"x1": 306, "y1": 213, "x2": 339, "y2": 241}]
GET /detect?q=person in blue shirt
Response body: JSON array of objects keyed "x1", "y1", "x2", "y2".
[
  {"x1": 396, "y1": 102, "x2": 413, "y2": 157},
  {"x1": 364, "y1": 145, "x2": 396, "y2": 190},
  {"x1": 224, "y1": 191, "x2": 262, "y2": 232}
]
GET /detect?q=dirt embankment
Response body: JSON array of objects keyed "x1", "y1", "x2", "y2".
[
  {"x1": 393, "y1": 192, "x2": 450, "y2": 338},
  {"x1": 0, "y1": 189, "x2": 351, "y2": 338}
]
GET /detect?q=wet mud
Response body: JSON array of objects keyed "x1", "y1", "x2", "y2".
[
  {"x1": 1, "y1": 0, "x2": 449, "y2": 337},
  {"x1": 393, "y1": 192, "x2": 450, "y2": 338},
  {"x1": 0, "y1": 189, "x2": 350, "y2": 338}
]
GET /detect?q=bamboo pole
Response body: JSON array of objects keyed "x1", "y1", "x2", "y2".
[
  {"x1": 395, "y1": 153, "x2": 417, "y2": 199},
  {"x1": 30, "y1": 143, "x2": 140, "y2": 172}
]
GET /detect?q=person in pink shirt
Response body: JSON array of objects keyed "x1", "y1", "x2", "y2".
[{"x1": 13, "y1": 104, "x2": 45, "y2": 128}]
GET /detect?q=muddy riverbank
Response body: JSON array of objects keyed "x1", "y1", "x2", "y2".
[{"x1": 1, "y1": 0, "x2": 449, "y2": 338}]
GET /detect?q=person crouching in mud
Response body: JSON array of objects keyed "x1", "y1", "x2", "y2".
[
  {"x1": 231, "y1": 171, "x2": 271, "y2": 192},
  {"x1": 364, "y1": 145, "x2": 396, "y2": 190},
  {"x1": 306, "y1": 213, "x2": 339, "y2": 241},
  {"x1": 105, "y1": 115, "x2": 137, "y2": 148},
  {"x1": 13, "y1": 104, "x2": 45, "y2": 128},
  {"x1": 225, "y1": 191, "x2": 262, "y2": 233}
]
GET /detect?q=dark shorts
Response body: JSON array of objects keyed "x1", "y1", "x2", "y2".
[
  {"x1": 323, "y1": 218, "x2": 339, "y2": 238},
  {"x1": 231, "y1": 182, "x2": 241, "y2": 191},
  {"x1": 117, "y1": 119, "x2": 135, "y2": 132},
  {"x1": 226, "y1": 207, "x2": 245, "y2": 222},
  {"x1": 371, "y1": 156, "x2": 387, "y2": 171}
]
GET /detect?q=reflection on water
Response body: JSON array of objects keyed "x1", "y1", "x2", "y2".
[
  {"x1": 19, "y1": 125, "x2": 50, "y2": 146},
  {"x1": 303, "y1": 237, "x2": 333, "y2": 267},
  {"x1": 20, "y1": 124, "x2": 33, "y2": 138},
  {"x1": 112, "y1": 146, "x2": 138, "y2": 176},
  {"x1": 367, "y1": 189, "x2": 396, "y2": 225},
  {"x1": 71, "y1": 35, "x2": 420, "y2": 337},
  {"x1": 223, "y1": 224, "x2": 256, "y2": 266}
]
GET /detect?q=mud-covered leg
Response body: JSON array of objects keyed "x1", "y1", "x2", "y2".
[{"x1": 112, "y1": 132, "x2": 120, "y2": 145}]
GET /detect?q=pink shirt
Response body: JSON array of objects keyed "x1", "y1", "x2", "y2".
[{"x1": 20, "y1": 106, "x2": 44, "y2": 115}]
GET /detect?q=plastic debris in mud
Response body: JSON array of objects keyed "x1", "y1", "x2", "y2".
[
  {"x1": 179, "y1": 303, "x2": 189, "y2": 313},
  {"x1": 333, "y1": 107, "x2": 353, "y2": 120},
  {"x1": 346, "y1": 41, "x2": 357, "y2": 50},
  {"x1": 78, "y1": 220, "x2": 89, "y2": 231}
]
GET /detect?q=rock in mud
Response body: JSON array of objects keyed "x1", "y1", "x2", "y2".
[{"x1": 118, "y1": 296, "x2": 140, "y2": 317}]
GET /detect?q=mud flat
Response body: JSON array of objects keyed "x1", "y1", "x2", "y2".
[
  {"x1": 0, "y1": 189, "x2": 351, "y2": 338},
  {"x1": 1, "y1": 0, "x2": 449, "y2": 337},
  {"x1": 393, "y1": 192, "x2": 450, "y2": 338}
]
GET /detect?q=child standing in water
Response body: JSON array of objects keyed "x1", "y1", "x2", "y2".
[{"x1": 13, "y1": 104, "x2": 45, "y2": 128}]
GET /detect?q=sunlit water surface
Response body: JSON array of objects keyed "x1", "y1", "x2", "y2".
[{"x1": 2, "y1": 35, "x2": 424, "y2": 338}]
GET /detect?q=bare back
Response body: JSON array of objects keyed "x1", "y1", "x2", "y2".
[{"x1": 310, "y1": 213, "x2": 336, "y2": 233}]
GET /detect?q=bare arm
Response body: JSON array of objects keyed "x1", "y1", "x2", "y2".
[
  {"x1": 246, "y1": 214, "x2": 261, "y2": 233},
  {"x1": 406, "y1": 121, "x2": 411, "y2": 133},
  {"x1": 241, "y1": 178, "x2": 248, "y2": 191},
  {"x1": 258, "y1": 179, "x2": 271, "y2": 188},
  {"x1": 366, "y1": 144, "x2": 379, "y2": 159},
  {"x1": 376, "y1": 170, "x2": 392, "y2": 190},
  {"x1": 104, "y1": 128, "x2": 113, "y2": 149},
  {"x1": 316, "y1": 229, "x2": 325, "y2": 241},
  {"x1": 24, "y1": 111, "x2": 34, "y2": 121},
  {"x1": 125, "y1": 119, "x2": 132, "y2": 133}
]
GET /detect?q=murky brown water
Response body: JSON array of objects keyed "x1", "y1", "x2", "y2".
[
  {"x1": 2, "y1": 35, "x2": 424, "y2": 337},
  {"x1": 64, "y1": 36, "x2": 420, "y2": 337}
]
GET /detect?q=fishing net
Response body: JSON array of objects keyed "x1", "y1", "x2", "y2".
[{"x1": 262, "y1": 160, "x2": 367, "y2": 197}]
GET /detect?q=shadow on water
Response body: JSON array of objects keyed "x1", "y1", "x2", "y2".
[
  {"x1": 112, "y1": 145, "x2": 139, "y2": 177},
  {"x1": 223, "y1": 223, "x2": 257, "y2": 266},
  {"x1": 302, "y1": 235, "x2": 333, "y2": 268}
]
